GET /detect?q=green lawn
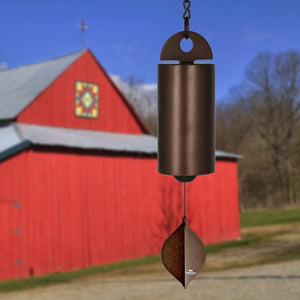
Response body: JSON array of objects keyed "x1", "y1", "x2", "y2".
[{"x1": 240, "y1": 207, "x2": 300, "y2": 227}]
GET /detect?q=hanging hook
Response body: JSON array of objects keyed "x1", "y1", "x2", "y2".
[{"x1": 184, "y1": 18, "x2": 190, "y2": 39}]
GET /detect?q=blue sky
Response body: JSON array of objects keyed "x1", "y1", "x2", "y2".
[{"x1": 0, "y1": 0, "x2": 299, "y2": 101}]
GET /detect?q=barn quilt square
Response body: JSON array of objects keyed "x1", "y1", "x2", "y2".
[{"x1": 75, "y1": 81, "x2": 99, "y2": 118}]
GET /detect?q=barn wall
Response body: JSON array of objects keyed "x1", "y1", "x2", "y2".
[
  {"x1": 17, "y1": 51, "x2": 147, "y2": 134},
  {"x1": 0, "y1": 150, "x2": 240, "y2": 280}
]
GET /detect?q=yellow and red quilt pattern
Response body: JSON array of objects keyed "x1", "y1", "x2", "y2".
[{"x1": 75, "y1": 81, "x2": 99, "y2": 118}]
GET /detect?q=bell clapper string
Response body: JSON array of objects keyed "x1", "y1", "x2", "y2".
[{"x1": 183, "y1": 182, "x2": 187, "y2": 227}]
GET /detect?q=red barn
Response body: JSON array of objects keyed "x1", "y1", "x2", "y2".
[{"x1": 0, "y1": 50, "x2": 241, "y2": 281}]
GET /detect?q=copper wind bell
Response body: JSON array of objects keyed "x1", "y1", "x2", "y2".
[{"x1": 157, "y1": 0, "x2": 215, "y2": 288}]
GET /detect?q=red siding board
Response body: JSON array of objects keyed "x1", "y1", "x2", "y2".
[
  {"x1": 0, "y1": 204, "x2": 12, "y2": 279},
  {"x1": 17, "y1": 51, "x2": 147, "y2": 134}
]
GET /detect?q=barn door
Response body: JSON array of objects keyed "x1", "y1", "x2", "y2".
[{"x1": 0, "y1": 201, "x2": 22, "y2": 280}]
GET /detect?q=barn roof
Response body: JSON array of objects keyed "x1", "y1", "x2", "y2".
[
  {"x1": 18, "y1": 123, "x2": 157, "y2": 154},
  {"x1": 0, "y1": 124, "x2": 31, "y2": 161},
  {"x1": 0, "y1": 123, "x2": 242, "y2": 161},
  {"x1": 0, "y1": 123, "x2": 157, "y2": 160},
  {"x1": 0, "y1": 51, "x2": 84, "y2": 120}
]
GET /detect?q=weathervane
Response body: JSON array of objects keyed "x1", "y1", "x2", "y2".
[
  {"x1": 78, "y1": 17, "x2": 88, "y2": 50},
  {"x1": 158, "y1": 0, "x2": 215, "y2": 288}
]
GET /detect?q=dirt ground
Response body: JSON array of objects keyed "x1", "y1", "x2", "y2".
[{"x1": 1, "y1": 223, "x2": 300, "y2": 300}]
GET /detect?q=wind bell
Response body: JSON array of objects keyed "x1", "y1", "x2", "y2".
[{"x1": 158, "y1": 0, "x2": 215, "y2": 288}]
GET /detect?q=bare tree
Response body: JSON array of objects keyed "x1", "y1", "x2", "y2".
[
  {"x1": 115, "y1": 75, "x2": 158, "y2": 135},
  {"x1": 216, "y1": 50, "x2": 300, "y2": 209},
  {"x1": 245, "y1": 51, "x2": 300, "y2": 205}
]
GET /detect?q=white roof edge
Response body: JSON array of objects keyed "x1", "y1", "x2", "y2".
[
  {"x1": 0, "y1": 123, "x2": 242, "y2": 159},
  {"x1": 215, "y1": 150, "x2": 243, "y2": 159},
  {"x1": 17, "y1": 123, "x2": 158, "y2": 154}
]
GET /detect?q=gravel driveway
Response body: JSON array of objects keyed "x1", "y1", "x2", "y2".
[{"x1": 1, "y1": 260, "x2": 299, "y2": 300}]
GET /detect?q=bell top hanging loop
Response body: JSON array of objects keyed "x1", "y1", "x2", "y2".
[
  {"x1": 160, "y1": 31, "x2": 213, "y2": 63},
  {"x1": 184, "y1": 18, "x2": 190, "y2": 39}
]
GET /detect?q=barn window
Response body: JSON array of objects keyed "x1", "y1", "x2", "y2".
[{"x1": 75, "y1": 81, "x2": 99, "y2": 118}]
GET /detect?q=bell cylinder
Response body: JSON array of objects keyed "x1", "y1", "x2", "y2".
[{"x1": 158, "y1": 63, "x2": 215, "y2": 177}]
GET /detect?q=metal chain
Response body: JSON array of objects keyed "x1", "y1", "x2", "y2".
[
  {"x1": 183, "y1": 0, "x2": 191, "y2": 19},
  {"x1": 183, "y1": 0, "x2": 191, "y2": 39}
]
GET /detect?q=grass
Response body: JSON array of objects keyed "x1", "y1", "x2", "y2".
[
  {"x1": 204, "y1": 244, "x2": 300, "y2": 272},
  {"x1": 260, "y1": 245, "x2": 300, "y2": 264},
  {"x1": 205, "y1": 231, "x2": 285, "y2": 254},
  {"x1": 0, "y1": 256, "x2": 161, "y2": 293},
  {"x1": 1, "y1": 207, "x2": 300, "y2": 293},
  {"x1": 240, "y1": 207, "x2": 300, "y2": 227}
]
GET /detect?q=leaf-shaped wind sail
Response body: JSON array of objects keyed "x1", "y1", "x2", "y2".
[{"x1": 161, "y1": 219, "x2": 206, "y2": 288}]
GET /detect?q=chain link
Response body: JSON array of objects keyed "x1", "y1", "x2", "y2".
[
  {"x1": 183, "y1": 0, "x2": 191, "y2": 20},
  {"x1": 183, "y1": 0, "x2": 191, "y2": 39}
]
